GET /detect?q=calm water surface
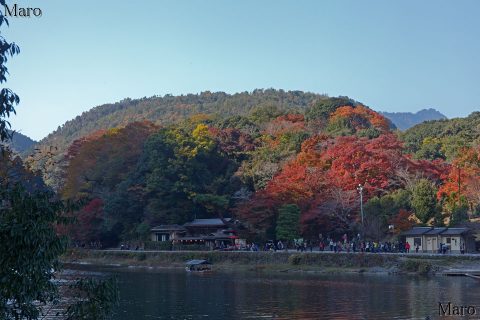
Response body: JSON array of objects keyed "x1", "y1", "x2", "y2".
[{"x1": 71, "y1": 265, "x2": 480, "y2": 320}]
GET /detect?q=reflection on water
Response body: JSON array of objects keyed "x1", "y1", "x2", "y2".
[{"x1": 70, "y1": 265, "x2": 480, "y2": 320}]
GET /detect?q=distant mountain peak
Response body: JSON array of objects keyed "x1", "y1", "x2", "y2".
[
  {"x1": 4, "y1": 130, "x2": 37, "y2": 154},
  {"x1": 380, "y1": 108, "x2": 447, "y2": 131}
]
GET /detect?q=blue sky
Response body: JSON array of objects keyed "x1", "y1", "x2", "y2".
[{"x1": 3, "y1": 0, "x2": 480, "y2": 140}]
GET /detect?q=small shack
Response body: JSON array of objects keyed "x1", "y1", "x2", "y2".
[
  {"x1": 424, "y1": 227, "x2": 447, "y2": 253},
  {"x1": 440, "y1": 228, "x2": 473, "y2": 253},
  {"x1": 402, "y1": 227, "x2": 431, "y2": 252},
  {"x1": 402, "y1": 227, "x2": 475, "y2": 253}
]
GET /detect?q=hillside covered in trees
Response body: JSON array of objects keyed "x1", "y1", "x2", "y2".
[
  {"x1": 32, "y1": 90, "x2": 326, "y2": 156},
  {"x1": 402, "y1": 112, "x2": 480, "y2": 161},
  {"x1": 30, "y1": 91, "x2": 446, "y2": 160},
  {"x1": 19, "y1": 91, "x2": 479, "y2": 246}
]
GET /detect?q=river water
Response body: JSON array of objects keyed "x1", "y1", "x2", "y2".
[{"x1": 71, "y1": 265, "x2": 480, "y2": 320}]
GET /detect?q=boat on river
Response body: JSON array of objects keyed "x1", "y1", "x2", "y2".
[{"x1": 185, "y1": 259, "x2": 212, "y2": 272}]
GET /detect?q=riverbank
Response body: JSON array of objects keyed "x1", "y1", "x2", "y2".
[{"x1": 61, "y1": 249, "x2": 480, "y2": 275}]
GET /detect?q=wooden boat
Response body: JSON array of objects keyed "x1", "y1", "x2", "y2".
[{"x1": 185, "y1": 259, "x2": 212, "y2": 272}]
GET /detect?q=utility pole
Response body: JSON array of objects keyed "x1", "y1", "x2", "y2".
[
  {"x1": 357, "y1": 184, "x2": 364, "y2": 237},
  {"x1": 457, "y1": 166, "x2": 461, "y2": 207}
]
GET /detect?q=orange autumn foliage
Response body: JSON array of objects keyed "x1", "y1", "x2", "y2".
[{"x1": 329, "y1": 105, "x2": 390, "y2": 132}]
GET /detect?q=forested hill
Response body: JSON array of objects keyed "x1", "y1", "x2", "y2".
[
  {"x1": 380, "y1": 108, "x2": 447, "y2": 130},
  {"x1": 402, "y1": 111, "x2": 480, "y2": 161},
  {"x1": 33, "y1": 90, "x2": 327, "y2": 156},
  {"x1": 21, "y1": 89, "x2": 480, "y2": 245}
]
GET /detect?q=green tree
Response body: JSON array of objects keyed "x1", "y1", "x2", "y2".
[
  {"x1": 432, "y1": 210, "x2": 446, "y2": 227},
  {"x1": 275, "y1": 204, "x2": 301, "y2": 241},
  {"x1": 193, "y1": 193, "x2": 229, "y2": 217},
  {"x1": 249, "y1": 104, "x2": 284, "y2": 125},
  {"x1": 364, "y1": 189, "x2": 412, "y2": 239},
  {"x1": 411, "y1": 179, "x2": 438, "y2": 223},
  {"x1": 364, "y1": 189, "x2": 411, "y2": 220},
  {"x1": 0, "y1": 2, "x2": 20, "y2": 143},
  {"x1": 0, "y1": 185, "x2": 69, "y2": 319},
  {"x1": 449, "y1": 203, "x2": 469, "y2": 226},
  {"x1": 414, "y1": 137, "x2": 445, "y2": 160},
  {"x1": 214, "y1": 115, "x2": 258, "y2": 134},
  {"x1": 0, "y1": 7, "x2": 118, "y2": 318},
  {"x1": 65, "y1": 278, "x2": 119, "y2": 320},
  {"x1": 105, "y1": 123, "x2": 241, "y2": 237}
]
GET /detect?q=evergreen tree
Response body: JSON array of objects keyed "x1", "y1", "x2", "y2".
[
  {"x1": 275, "y1": 204, "x2": 301, "y2": 241},
  {"x1": 449, "y1": 203, "x2": 469, "y2": 226},
  {"x1": 411, "y1": 179, "x2": 438, "y2": 224}
]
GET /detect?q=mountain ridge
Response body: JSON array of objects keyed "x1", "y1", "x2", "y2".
[
  {"x1": 380, "y1": 108, "x2": 447, "y2": 130},
  {"x1": 3, "y1": 130, "x2": 37, "y2": 154}
]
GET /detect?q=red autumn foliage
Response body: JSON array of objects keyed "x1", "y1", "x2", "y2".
[
  {"x1": 263, "y1": 162, "x2": 323, "y2": 208},
  {"x1": 438, "y1": 147, "x2": 480, "y2": 206},
  {"x1": 58, "y1": 198, "x2": 104, "y2": 244},
  {"x1": 75, "y1": 198, "x2": 104, "y2": 242},
  {"x1": 236, "y1": 131, "x2": 449, "y2": 237},
  {"x1": 409, "y1": 158, "x2": 449, "y2": 184},
  {"x1": 62, "y1": 121, "x2": 158, "y2": 200},
  {"x1": 64, "y1": 129, "x2": 109, "y2": 162},
  {"x1": 234, "y1": 190, "x2": 277, "y2": 236},
  {"x1": 263, "y1": 113, "x2": 306, "y2": 137},
  {"x1": 301, "y1": 186, "x2": 357, "y2": 236},
  {"x1": 321, "y1": 134, "x2": 405, "y2": 197}
]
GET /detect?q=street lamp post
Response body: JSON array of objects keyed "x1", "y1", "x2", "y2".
[
  {"x1": 357, "y1": 184, "x2": 364, "y2": 236},
  {"x1": 457, "y1": 165, "x2": 461, "y2": 207}
]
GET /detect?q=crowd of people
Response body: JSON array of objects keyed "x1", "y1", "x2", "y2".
[
  {"x1": 245, "y1": 234, "x2": 427, "y2": 254},
  {"x1": 320, "y1": 238, "x2": 410, "y2": 253},
  {"x1": 72, "y1": 236, "x2": 464, "y2": 255},
  {"x1": 71, "y1": 241, "x2": 103, "y2": 249}
]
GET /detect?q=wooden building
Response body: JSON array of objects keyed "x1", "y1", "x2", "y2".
[
  {"x1": 150, "y1": 218, "x2": 239, "y2": 250},
  {"x1": 150, "y1": 224, "x2": 186, "y2": 242},
  {"x1": 183, "y1": 218, "x2": 233, "y2": 236}
]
